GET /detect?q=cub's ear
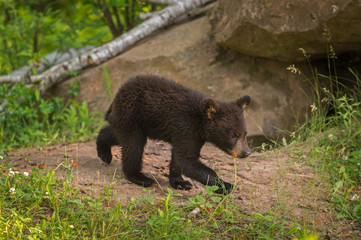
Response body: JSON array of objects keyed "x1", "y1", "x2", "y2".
[
  {"x1": 236, "y1": 95, "x2": 251, "y2": 110},
  {"x1": 201, "y1": 97, "x2": 219, "y2": 120}
]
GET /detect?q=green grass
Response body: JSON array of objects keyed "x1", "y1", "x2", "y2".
[
  {"x1": 285, "y1": 48, "x2": 361, "y2": 224},
  {"x1": 0, "y1": 158, "x2": 316, "y2": 240},
  {"x1": 0, "y1": 82, "x2": 103, "y2": 152},
  {"x1": 100, "y1": 66, "x2": 114, "y2": 101}
]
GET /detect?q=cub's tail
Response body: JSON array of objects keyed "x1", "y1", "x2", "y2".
[{"x1": 96, "y1": 125, "x2": 118, "y2": 164}]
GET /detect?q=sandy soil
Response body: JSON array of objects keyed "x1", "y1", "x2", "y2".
[{"x1": 5, "y1": 140, "x2": 361, "y2": 239}]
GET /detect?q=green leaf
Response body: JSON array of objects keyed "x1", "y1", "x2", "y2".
[
  {"x1": 34, "y1": 89, "x2": 40, "y2": 102},
  {"x1": 205, "y1": 185, "x2": 219, "y2": 194},
  {"x1": 210, "y1": 196, "x2": 222, "y2": 203},
  {"x1": 264, "y1": 215, "x2": 275, "y2": 222},
  {"x1": 32, "y1": 66, "x2": 38, "y2": 75},
  {"x1": 252, "y1": 213, "x2": 265, "y2": 220},
  {"x1": 333, "y1": 180, "x2": 343, "y2": 194}
]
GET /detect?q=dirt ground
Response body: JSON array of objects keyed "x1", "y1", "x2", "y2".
[{"x1": 5, "y1": 140, "x2": 361, "y2": 239}]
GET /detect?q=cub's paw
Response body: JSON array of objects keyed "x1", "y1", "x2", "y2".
[
  {"x1": 170, "y1": 179, "x2": 193, "y2": 190},
  {"x1": 128, "y1": 174, "x2": 155, "y2": 187},
  {"x1": 215, "y1": 182, "x2": 234, "y2": 195},
  {"x1": 97, "y1": 146, "x2": 112, "y2": 164}
]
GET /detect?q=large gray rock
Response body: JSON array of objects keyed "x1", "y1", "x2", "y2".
[
  {"x1": 55, "y1": 17, "x2": 311, "y2": 139},
  {"x1": 209, "y1": 0, "x2": 361, "y2": 62}
]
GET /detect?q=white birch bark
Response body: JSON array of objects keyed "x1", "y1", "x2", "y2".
[
  {"x1": 139, "y1": 10, "x2": 165, "y2": 20},
  {"x1": 88, "y1": 0, "x2": 214, "y2": 65},
  {"x1": 0, "y1": 0, "x2": 215, "y2": 94},
  {"x1": 0, "y1": 76, "x2": 22, "y2": 83},
  {"x1": 143, "y1": 0, "x2": 178, "y2": 4}
]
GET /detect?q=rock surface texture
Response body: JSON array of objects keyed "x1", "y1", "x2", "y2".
[
  {"x1": 56, "y1": 17, "x2": 311, "y2": 140},
  {"x1": 208, "y1": 0, "x2": 361, "y2": 62}
]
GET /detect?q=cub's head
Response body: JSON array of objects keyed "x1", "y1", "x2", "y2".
[{"x1": 201, "y1": 95, "x2": 251, "y2": 158}]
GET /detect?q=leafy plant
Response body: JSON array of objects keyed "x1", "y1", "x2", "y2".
[
  {"x1": 286, "y1": 38, "x2": 361, "y2": 223},
  {"x1": 0, "y1": 154, "x2": 317, "y2": 239},
  {"x1": 0, "y1": 82, "x2": 102, "y2": 150},
  {"x1": 96, "y1": 0, "x2": 163, "y2": 38},
  {"x1": 0, "y1": 0, "x2": 165, "y2": 75}
]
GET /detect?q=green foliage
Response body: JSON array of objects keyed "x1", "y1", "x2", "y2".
[
  {"x1": 286, "y1": 46, "x2": 361, "y2": 223},
  {"x1": 1, "y1": 161, "x2": 89, "y2": 239},
  {"x1": 95, "y1": 0, "x2": 163, "y2": 38},
  {"x1": 0, "y1": 0, "x2": 163, "y2": 75},
  {"x1": 310, "y1": 94, "x2": 361, "y2": 221},
  {"x1": 67, "y1": 81, "x2": 81, "y2": 98},
  {"x1": 0, "y1": 161, "x2": 315, "y2": 239},
  {"x1": 0, "y1": 0, "x2": 111, "y2": 74},
  {"x1": 0, "y1": 82, "x2": 102, "y2": 151}
]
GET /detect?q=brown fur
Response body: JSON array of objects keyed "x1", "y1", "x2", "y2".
[{"x1": 96, "y1": 75, "x2": 251, "y2": 194}]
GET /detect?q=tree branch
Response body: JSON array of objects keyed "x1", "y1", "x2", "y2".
[
  {"x1": 89, "y1": 0, "x2": 214, "y2": 64},
  {"x1": 113, "y1": 6, "x2": 123, "y2": 34},
  {"x1": 143, "y1": 0, "x2": 178, "y2": 5},
  {"x1": 98, "y1": 0, "x2": 120, "y2": 38},
  {"x1": 0, "y1": 76, "x2": 22, "y2": 84},
  {"x1": 0, "y1": 0, "x2": 215, "y2": 94}
]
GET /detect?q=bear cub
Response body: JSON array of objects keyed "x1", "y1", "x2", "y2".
[{"x1": 96, "y1": 75, "x2": 251, "y2": 194}]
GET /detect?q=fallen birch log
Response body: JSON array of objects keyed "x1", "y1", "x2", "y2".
[{"x1": 88, "y1": 0, "x2": 214, "y2": 65}]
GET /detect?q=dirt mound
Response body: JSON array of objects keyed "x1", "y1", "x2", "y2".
[{"x1": 5, "y1": 141, "x2": 360, "y2": 238}]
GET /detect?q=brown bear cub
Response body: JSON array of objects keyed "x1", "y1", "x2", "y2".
[{"x1": 96, "y1": 75, "x2": 251, "y2": 194}]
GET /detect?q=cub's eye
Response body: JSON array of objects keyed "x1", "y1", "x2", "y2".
[{"x1": 232, "y1": 133, "x2": 239, "y2": 139}]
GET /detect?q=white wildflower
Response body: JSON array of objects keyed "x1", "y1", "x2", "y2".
[
  {"x1": 351, "y1": 194, "x2": 359, "y2": 201},
  {"x1": 23, "y1": 172, "x2": 29, "y2": 177},
  {"x1": 9, "y1": 171, "x2": 15, "y2": 177},
  {"x1": 43, "y1": 192, "x2": 50, "y2": 200},
  {"x1": 261, "y1": 143, "x2": 266, "y2": 152},
  {"x1": 9, "y1": 187, "x2": 15, "y2": 193},
  {"x1": 322, "y1": 88, "x2": 330, "y2": 93},
  {"x1": 69, "y1": 225, "x2": 74, "y2": 229},
  {"x1": 0, "y1": 156, "x2": 3, "y2": 160},
  {"x1": 328, "y1": 134, "x2": 333, "y2": 141},
  {"x1": 321, "y1": 97, "x2": 330, "y2": 103},
  {"x1": 286, "y1": 64, "x2": 301, "y2": 74},
  {"x1": 310, "y1": 103, "x2": 317, "y2": 112},
  {"x1": 329, "y1": 45, "x2": 337, "y2": 59}
]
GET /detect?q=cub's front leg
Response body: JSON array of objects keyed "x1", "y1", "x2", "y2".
[{"x1": 172, "y1": 146, "x2": 233, "y2": 195}]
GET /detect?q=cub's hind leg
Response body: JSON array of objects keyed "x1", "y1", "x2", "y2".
[{"x1": 119, "y1": 130, "x2": 154, "y2": 187}]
